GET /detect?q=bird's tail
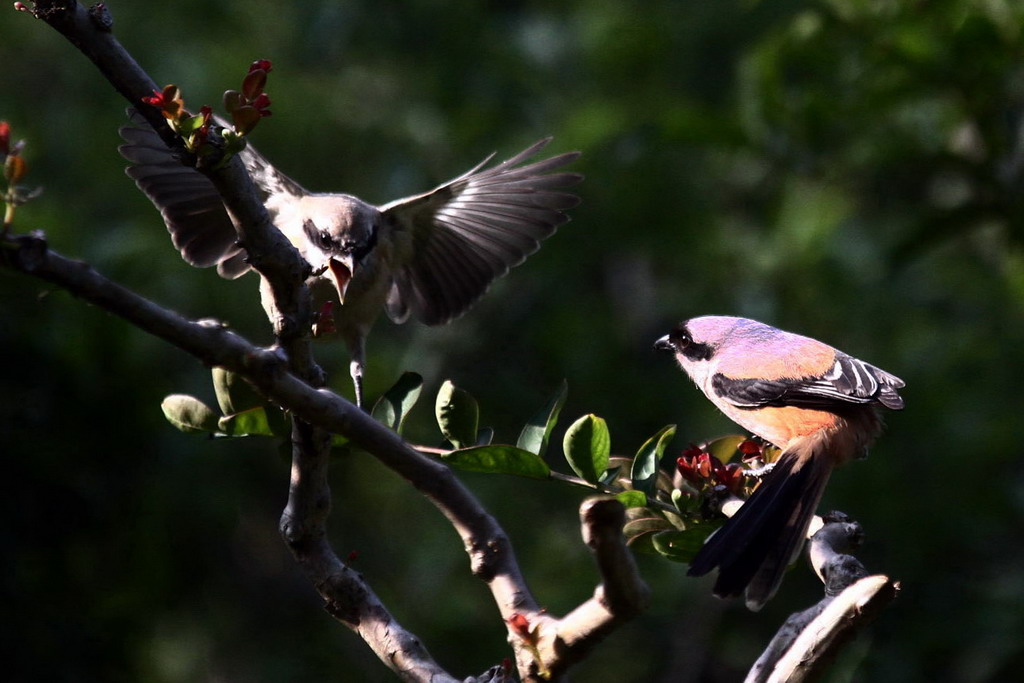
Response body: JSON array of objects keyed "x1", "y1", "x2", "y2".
[{"x1": 687, "y1": 439, "x2": 832, "y2": 610}]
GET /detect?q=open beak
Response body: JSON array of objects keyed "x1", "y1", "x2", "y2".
[{"x1": 327, "y1": 256, "x2": 355, "y2": 304}]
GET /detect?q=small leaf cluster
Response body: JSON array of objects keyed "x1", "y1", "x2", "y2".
[
  {"x1": 160, "y1": 369, "x2": 774, "y2": 565},
  {"x1": 140, "y1": 59, "x2": 274, "y2": 165},
  {"x1": 0, "y1": 121, "x2": 42, "y2": 231},
  {"x1": 160, "y1": 367, "x2": 294, "y2": 440},
  {"x1": 397, "y1": 376, "x2": 773, "y2": 565},
  {"x1": 223, "y1": 60, "x2": 274, "y2": 137},
  {"x1": 141, "y1": 85, "x2": 213, "y2": 155}
]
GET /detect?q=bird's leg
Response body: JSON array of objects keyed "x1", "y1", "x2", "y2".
[
  {"x1": 351, "y1": 359, "x2": 365, "y2": 409},
  {"x1": 348, "y1": 335, "x2": 366, "y2": 409}
]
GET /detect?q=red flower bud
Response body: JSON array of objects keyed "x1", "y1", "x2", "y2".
[
  {"x1": 141, "y1": 89, "x2": 165, "y2": 107},
  {"x1": 0, "y1": 121, "x2": 10, "y2": 156},
  {"x1": 249, "y1": 59, "x2": 273, "y2": 74},
  {"x1": 681, "y1": 444, "x2": 704, "y2": 459},
  {"x1": 231, "y1": 106, "x2": 260, "y2": 135},
  {"x1": 252, "y1": 92, "x2": 272, "y2": 115},
  {"x1": 738, "y1": 439, "x2": 762, "y2": 456},
  {"x1": 507, "y1": 613, "x2": 531, "y2": 639},
  {"x1": 677, "y1": 446, "x2": 710, "y2": 484},
  {"x1": 715, "y1": 462, "x2": 746, "y2": 494},
  {"x1": 241, "y1": 68, "x2": 267, "y2": 100}
]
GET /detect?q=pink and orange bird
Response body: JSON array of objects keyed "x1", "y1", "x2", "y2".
[{"x1": 656, "y1": 315, "x2": 904, "y2": 610}]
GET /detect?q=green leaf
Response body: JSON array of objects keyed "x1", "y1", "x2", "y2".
[
  {"x1": 615, "y1": 490, "x2": 648, "y2": 508},
  {"x1": 435, "y1": 380, "x2": 479, "y2": 449},
  {"x1": 180, "y1": 113, "x2": 207, "y2": 134},
  {"x1": 705, "y1": 435, "x2": 747, "y2": 464},
  {"x1": 563, "y1": 414, "x2": 610, "y2": 484},
  {"x1": 672, "y1": 487, "x2": 700, "y2": 515},
  {"x1": 218, "y1": 406, "x2": 276, "y2": 436},
  {"x1": 651, "y1": 528, "x2": 715, "y2": 563},
  {"x1": 440, "y1": 445, "x2": 551, "y2": 479},
  {"x1": 212, "y1": 367, "x2": 264, "y2": 416},
  {"x1": 630, "y1": 424, "x2": 676, "y2": 496},
  {"x1": 516, "y1": 379, "x2": 568, "y2": 456},
  {"x1": 371, "y1": 371, "x2": 423, "y2": 433},
  {"x1": 161, "y1": 394, "x2": 220, "y2": 434},
  {"x1": 623, "y1": 516, "x2": 674, "y2": 539},
  {"x1": 623, "y1": 516, "x2": 675, "y2": 554}
]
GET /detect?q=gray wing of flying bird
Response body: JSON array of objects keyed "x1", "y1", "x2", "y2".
[
  {"x1": 118, "y1": 108, "x2": 305, "y2": 279},
  {"x1": 378, "y1": 137, "x2": 582, "y2": 326},
  {"x1": 120, "y1": 111, "x2": 582, "y2": 406}
]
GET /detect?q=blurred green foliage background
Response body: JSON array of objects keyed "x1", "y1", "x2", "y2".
[{"x1": 3, "y1": 1, "x2": 1023, "y2": 681}]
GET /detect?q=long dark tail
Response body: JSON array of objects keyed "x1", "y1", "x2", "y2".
[{"x1": 687, "y1": 444, "x2": 832, "y2": 610}]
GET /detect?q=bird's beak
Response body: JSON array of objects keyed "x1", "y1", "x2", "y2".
[
  {"x1": 654, "y1": 334, "x2": 674, "y2": 352},
  {"x1": 327, "y1": 256, "x2": 355, "y2": 304}
]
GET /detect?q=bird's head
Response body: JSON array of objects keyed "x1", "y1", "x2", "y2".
[
  {"x1": 655, "y1": 316, "x2": 744, "y2": 383},
  {"x1": 302, "y1": 197, "x2": 380, "y2": 304}
]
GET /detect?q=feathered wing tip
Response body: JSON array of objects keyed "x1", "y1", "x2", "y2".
[
  {"x1": 383, "y1": 138, "x2": 583, "y2": 326},
  {"x1": 868, "y1": 363, "x2": 906, "y2": 410},
  {"x1": 687, "y1": 446, "x2": 833, "y2": 611},
  {"x1": 118, "y1": 110, "x2": 246, "y2": 275}
]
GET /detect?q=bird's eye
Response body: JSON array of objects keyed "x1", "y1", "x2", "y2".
[
  {"x1": 320, "y1": 230, "x2": 332, "y2": 247},
  {"x1": 671, "y1": 329, "x2": 691, "y2": 348}
]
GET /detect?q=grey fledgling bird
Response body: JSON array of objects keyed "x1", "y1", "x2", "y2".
[{"x1": 119, "y1": 116, "x2": 581, "y2": 406}]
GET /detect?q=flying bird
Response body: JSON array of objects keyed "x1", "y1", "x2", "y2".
[
  {"x1": 655, "y1": 315, "x2": 904, "y2": 610},
  {"x1": 120, "y1": 115, "x2": 581, "y2": 406}
]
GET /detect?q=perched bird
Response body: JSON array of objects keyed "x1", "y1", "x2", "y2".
[
  {"x1": 655, "y1": 316, "x2": 904, "y2": 610},
  {"x1": 119, "y1": 115, "x2": 581, "y2": 406}
]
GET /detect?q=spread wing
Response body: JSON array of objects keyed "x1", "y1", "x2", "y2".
[
  {"x1": 118, "y1": 109, "x2": 303, "y2": 279},
  {"x1": 378, "y1": 137, "x2": 582, "y2": 325},
  {"x1": 712, "y1": 352, "x2": 905, "y2": 411}
]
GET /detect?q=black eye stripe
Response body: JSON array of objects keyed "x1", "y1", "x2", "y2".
[
  {"x1": 683, "y1": 341, "x2": 714, "y2": 361},
  {"x1": 667, "y1": 325, "x2": 714, "y2": 361}
]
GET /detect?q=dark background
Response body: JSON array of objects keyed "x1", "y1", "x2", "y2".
[{"x1": 3, "y1": 1, "x2": 1023, "y2": 681}]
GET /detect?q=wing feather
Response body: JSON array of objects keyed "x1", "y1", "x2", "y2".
[
  {"x1": 118, "y1": 108, "x2": 303, "y2": 278},
  {"x1": 380, "y1": 138, "x2": 581, "y2": 325},
  {"x1": 712, "y1": 352, "x2": 905, "y2": 411}
]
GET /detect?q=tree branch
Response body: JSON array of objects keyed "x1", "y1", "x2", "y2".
[
  {"x1": 1, "y1": 230, "x2": 554, "y2": 679},
  {"x1": 746, "y1": 512, "x2": 899, "y2": 683},
  {"x1": 25, "y1": 0, "x2": 317, "y2": 366},
  {"x1": 17, "y1": 4, "x2": 652, "y2": 679},
  {"x1": 549, "y1": 498, "x2": 651, "y2": 673}
]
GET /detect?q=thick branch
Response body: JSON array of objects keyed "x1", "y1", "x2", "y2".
[
  {"x1": 281, "y1": 420, "x2": 458, "y2": 683},
  {"x1": 20, "y1": 6, "x2": 644, "y2": 680},
  {"x1": 545, "y1": 498, "x2": 650, "y2": 676},
  {"x1": 2, "y1": 231, "x2": 541, "y2": 676},
  {"x1": 746, "y1": 512, "x2": 899, "y2": 683},
  {"x1": 29, "y1": 0, "x2": 316, "y2": 365}
]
